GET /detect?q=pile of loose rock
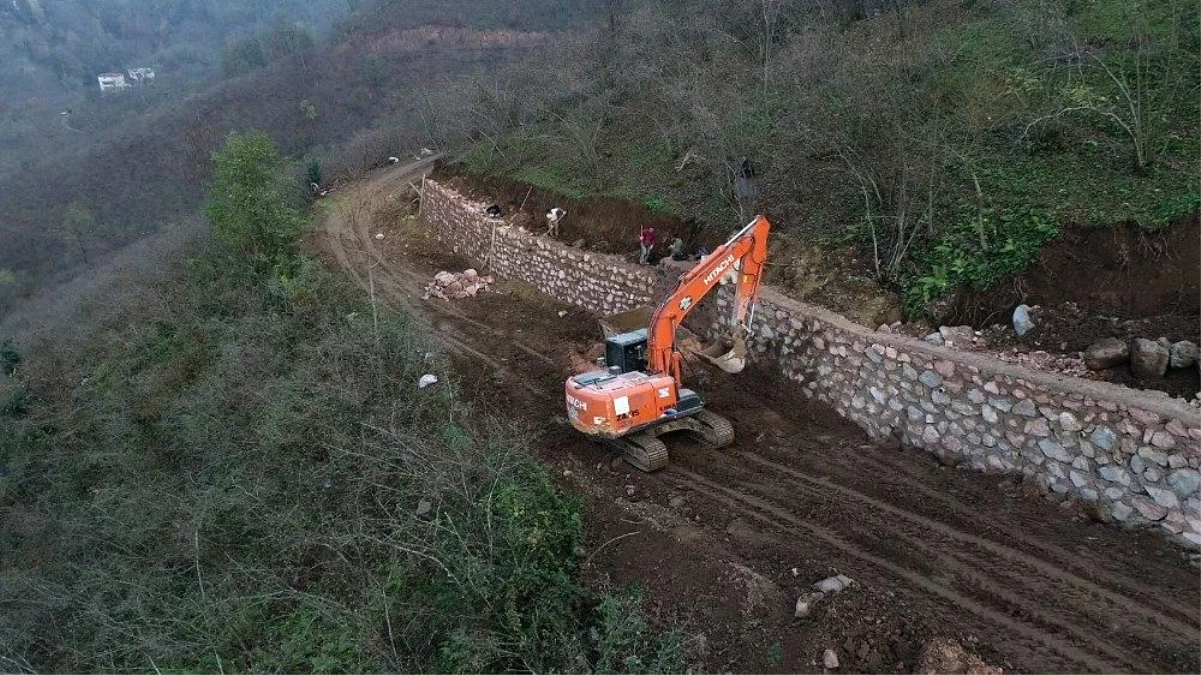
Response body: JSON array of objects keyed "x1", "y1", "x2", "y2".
[
  {"x1": 921, "y1": 325, "x2": 986, "y2": 350},
  {"x1": 991, "y1": 348, "x2": 1091, "y2": 378},
  {"x1": 422, "y1": 269, "x2": 494, "y2": 300},
  {"x1": 916, "y1": 638, "x2": 1004, "y2": 675},
  {"x1": 1084, "y1": 337, "x2": 1198, "y2": 379}
]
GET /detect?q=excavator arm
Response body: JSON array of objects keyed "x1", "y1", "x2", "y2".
[{"x1": 645, "y1": 215, "x2": 771, "y2": 384}]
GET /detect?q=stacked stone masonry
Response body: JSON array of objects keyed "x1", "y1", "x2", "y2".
[{"x1": 421, "y1": 179, "x2": 1201, "y2": 548}]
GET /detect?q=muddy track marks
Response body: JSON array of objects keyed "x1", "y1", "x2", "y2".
[
  {"x1": 735, "y1": 451, "x2": 1199, "y2": 637},
  {"x1": 667, "y1": 466, "x2": 1128, "y2": 673},
  {"x1": 732, "y1": 473, "x2": 1175, "y2": 671},
  {"x1": 848, "y1": 450, "x2": 1199, "y2": 620}
]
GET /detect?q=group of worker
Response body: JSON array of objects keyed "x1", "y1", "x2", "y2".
[
  {"x1": 535, "y1": 205, "x2": 702, "y2": 266},
  {"x1": 638, "y1": 227, "x2": 707, "y2": 265}
]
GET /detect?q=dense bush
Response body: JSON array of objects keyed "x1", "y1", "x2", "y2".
[
  {"x1": 204, "y1": 132, "x2": 306, "y2": 270},
  {"x1": 0, "y1": 337, "x2": 19, "y2": 376}
]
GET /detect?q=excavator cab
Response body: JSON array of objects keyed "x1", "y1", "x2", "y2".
[
  {"x1": 604, "y1": 329, "x2": 650, "y2": 374},
  {"x1": 599, "y1": 310, "x2": 747, "y2": 375}
]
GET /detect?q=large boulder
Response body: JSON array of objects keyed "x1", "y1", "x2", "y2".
[
  {"x1": 1012, "y1": 304, "x2": 1034, "y2": 337},
  {"x1": 1084, "y1": 338, "x2": 1129, "y2": 370},
  {"x1": 1130, "y1": 338, "x2": 1170, "y2": 379},
  {"x1": 1170, "y1": 340, "x2": 1198, "y2": 369},
  {"x1": 1167, "y1": 469, "x2": 1201, "y2": 497}
]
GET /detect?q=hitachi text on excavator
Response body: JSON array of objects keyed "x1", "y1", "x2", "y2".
[{"x1": 564, "y1": 215, "x2": 771, "y2": 471}]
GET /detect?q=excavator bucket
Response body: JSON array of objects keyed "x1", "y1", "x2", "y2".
[
  {"x1": 599, "y1": 306, "x2": 652, "y2": 339},
  {"x1": 696, "y1": 333, "x2": 749, "y2": 374}
]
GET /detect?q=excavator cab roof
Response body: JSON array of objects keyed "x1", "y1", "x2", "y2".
[{"x1": 607, "y1": 328, "x2": 648, "y2": 348}]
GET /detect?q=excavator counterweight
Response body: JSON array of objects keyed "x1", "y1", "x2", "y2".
[{"x1": 564, "y1": 215, "x2": 771, "y2": 471}]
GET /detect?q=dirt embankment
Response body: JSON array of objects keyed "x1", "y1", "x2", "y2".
[
  {"x1": 945, "y1": 215, "x2": 1201, "y2": 398},
  {"x1": 432, "y1": 161, "x2": 710, "y2": 255},
  {"x1": 316, "y1": 160, "x2": 1201, "y2": 675},
  {"x1": 949, "y1": 215, "x2": 1200, "y2": 326},
  {"x1": 431, "y1": 161, "x2": 905, "y2": 325}
]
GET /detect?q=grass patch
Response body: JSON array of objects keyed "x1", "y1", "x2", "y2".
[{"x1": 514, "y1": 164, "x2": 588, "y2": 200}]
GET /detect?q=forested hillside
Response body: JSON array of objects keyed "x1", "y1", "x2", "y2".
[
  {"x1": 449, "y1": 0, "x2": 1200, "y2": 312},
  {"x1": 3, "y1": 0, "x2": 1197, "y2": 319},
  {"x1": 0, "y1": 0, "x2": 599, "y2": 316},
  {"x1": 0, "y1": 0, "x2": 351, "y2": 174}
]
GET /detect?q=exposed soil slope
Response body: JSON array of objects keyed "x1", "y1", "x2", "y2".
[
  {"x1": 946, "y1": 216, "x2": 1201, "y2": 398},
  {"x1": 316, "y1": 161, "x2": 1200, "y2": 674},
  {"x1": 949, "y1": 216, "x2": 1201, "y2": 326},
  {"x1": 432, "y1": 161, "x2": 905, "y2": 326},
  {"x1": 431, "y1": 161, "x2": 705, "y2": 254}
]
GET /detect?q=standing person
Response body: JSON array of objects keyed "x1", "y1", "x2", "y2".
[{"x1": 638, "y1": 227, "x2": 657, "y2": 265}]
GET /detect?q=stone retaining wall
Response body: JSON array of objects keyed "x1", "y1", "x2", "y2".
[
  {"x1": 421, "y1": 181, "x2": 659, "y2": 315},
  {"x1": 420, "y1": 179, "x2": 1201, "y2": 548}
]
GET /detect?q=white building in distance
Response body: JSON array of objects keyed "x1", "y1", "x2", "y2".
[{"x1": 97, "y1": 72, "x2": 129, "y2": 92}]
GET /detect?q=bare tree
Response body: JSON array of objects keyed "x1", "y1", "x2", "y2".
[
  {"x1": 182, "y1": 114, "x2": 220, "y2": 184},
  {"x1": 60, "y1": 202, "x2": 95, "y2": 268},
  {"x1": 760, "y1": 0, "x2": 782, "y2": 96}
]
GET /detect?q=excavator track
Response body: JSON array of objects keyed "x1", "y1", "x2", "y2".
[
  {"x1": 619, "y1": 433, "x2": 670, "y2": 472},
  {"x1": 693, "y1": 409, "x2": 736, "y2": 448}
]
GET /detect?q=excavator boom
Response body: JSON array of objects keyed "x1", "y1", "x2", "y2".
[{"x1": 646, "y1": 215, "x2": 771, "y2": 382}]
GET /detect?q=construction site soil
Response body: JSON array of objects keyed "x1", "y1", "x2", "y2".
[
  {"x1": 318, "y1": 161, "x2": 1201, "y2": 674},
  {"x1": 430, "y1": 161, "x2": 714, "y2": 254},
  {"x1": 950, "y1": 216, "x2": 1201, "y2": 398}
]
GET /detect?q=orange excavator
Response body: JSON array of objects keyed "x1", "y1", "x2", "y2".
[{"x1": 564, "y1": 215, "x2": 771, "y2": 471}]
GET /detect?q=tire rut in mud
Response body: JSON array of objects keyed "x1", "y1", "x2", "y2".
[
  {"x1": 750, "y1": 460, "x2": 1188, "y2": 667},
  {"x1": 665, "y1": 465, "x2": 1136, "y2": 673}
]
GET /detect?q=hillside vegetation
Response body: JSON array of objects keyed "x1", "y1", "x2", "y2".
[
  {"x1": 0, "y1": 134, "x2": 689, "y2": 673},
  {"x1": 453, "y1": 0, "x2": 1200, "y2": 313},
  {"x1": 0, "y1": 0, "x2": 351, "y2": 176},
  {"x1": 4, "y1": 0, "x2": 1196, "y2": 320},
  {"x1": 0, "y1": 0, "x2": 603, "y2": 318}
]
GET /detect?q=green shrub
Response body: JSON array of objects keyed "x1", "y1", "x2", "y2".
[
  {"x1": 204, "y1": 131, "x2": 306, "y2": 270},
  {"x1": 643, "y1": 195, "x2": 681, "y2": 215},
  {"x1": 905, "y1": 203, "x2": 1059, "y2": 315},
  {"x1": 592, "y1": 591, "x2": 689, "y2": 674},
  {"x1": 1, "y1": 386, "x2": 28, "y2": 418}
]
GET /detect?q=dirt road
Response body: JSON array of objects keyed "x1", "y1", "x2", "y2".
[{"x1": 318, "y1": 161, "x2": 1200, "y2": 674}]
